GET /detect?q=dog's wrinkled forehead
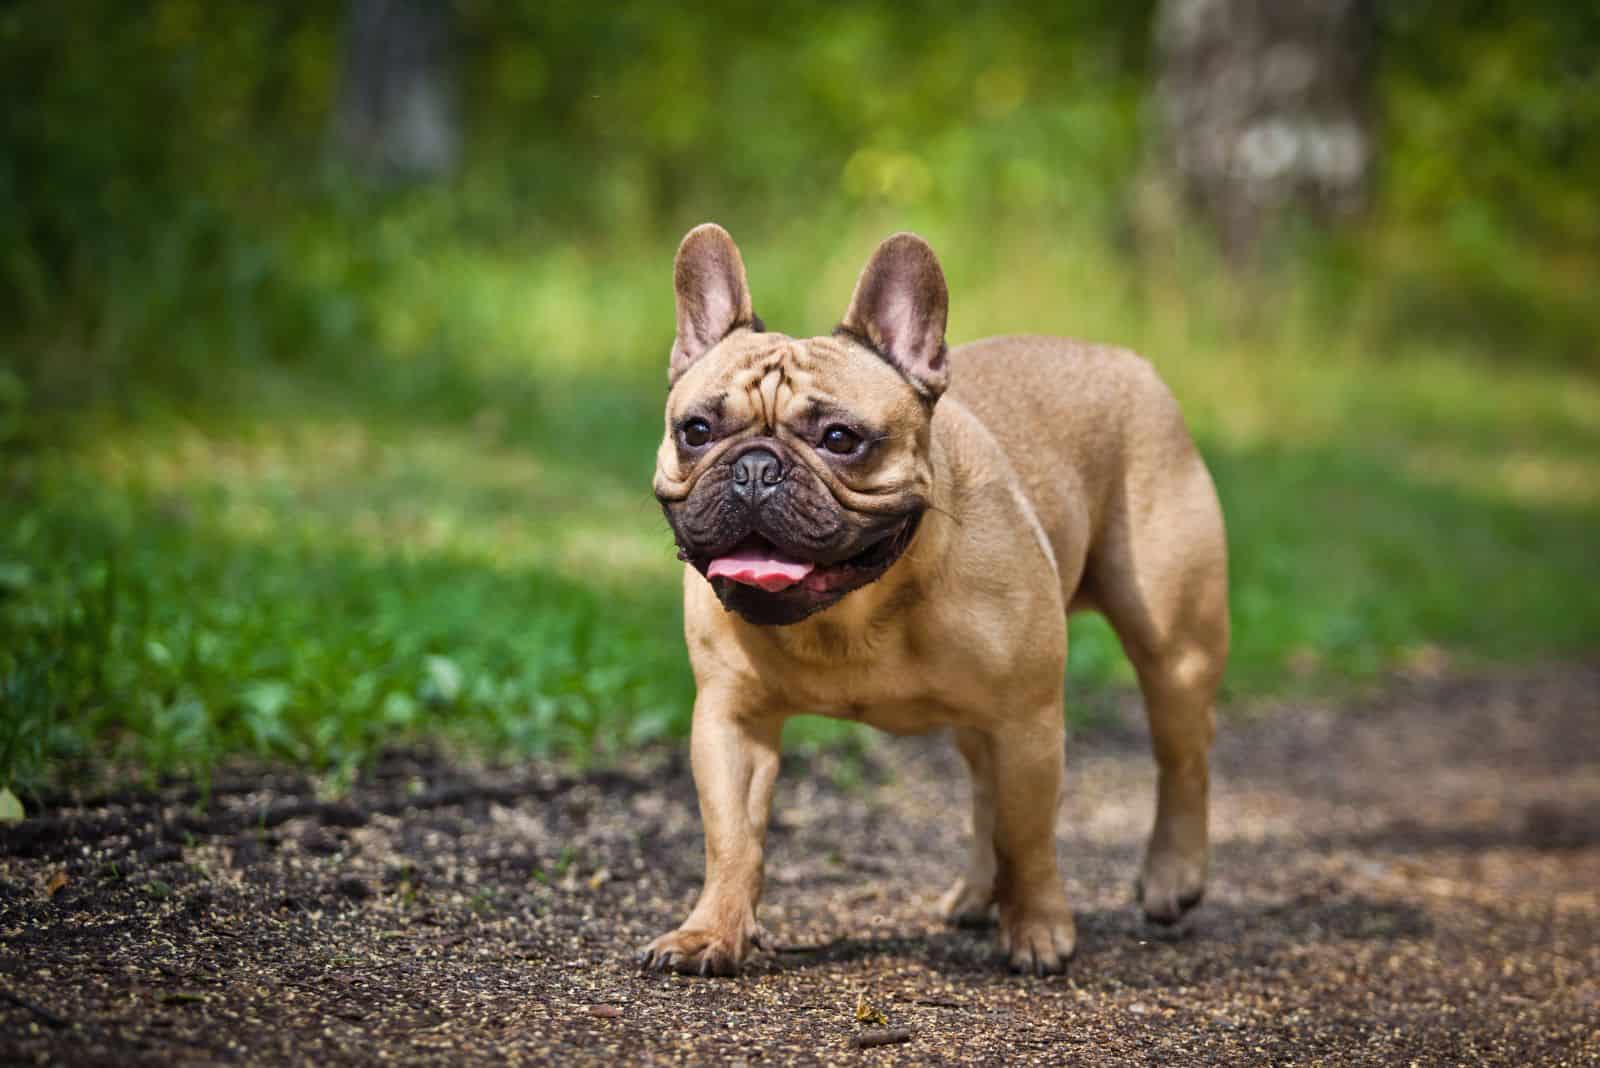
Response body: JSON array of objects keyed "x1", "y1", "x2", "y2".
[{"x1": 669, "y1": 331, "x2": 917, "y2": 428}]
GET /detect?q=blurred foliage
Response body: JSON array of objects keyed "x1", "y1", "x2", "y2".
[
  {"x1": 1378, "y1": 0, "x2": 1600, "y2": 363},
  {"x1": 1, "y1": 1, "x2": 1597, "y2": 788},
  {"x1": 4, "y1": 0, "x2": 1596, "y2": 402},
  {"x1": 1, "y1": 2, "x2": 340, "y2": 406},
  {"x1": 1, "y1": 490, "x2": 693, "y2": 786},
  {"x1": 1, "y1": 0, "x2": 1168, "y2": 408}
]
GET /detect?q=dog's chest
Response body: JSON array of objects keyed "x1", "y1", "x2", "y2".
[
  {"x1": 786, "y1": 668, "x2": 969, "y2": 735},
  {"x1": 747, "y1": 626, "x2": 980, "y2": 735}
]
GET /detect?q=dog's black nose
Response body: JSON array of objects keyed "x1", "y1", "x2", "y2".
[{"x1": 732, "y1": 448, "x2": 784, "y2": 498}]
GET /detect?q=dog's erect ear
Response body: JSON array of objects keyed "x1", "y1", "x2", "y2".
[
  {"x1": 839, "y1": 233, "x2": 949, "y2": 402},
  {"x1": 671, "y1": 223, "x2": 757, "y2": 385}
]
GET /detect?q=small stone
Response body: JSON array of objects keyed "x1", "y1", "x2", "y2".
[
  {"x1": 318, "y1": 803, "x2": 368, "y2": 829},
  {"x1": 141, "y1": 842, "x2": 183, "y2": 865},
  {"x1": 301, "y1": 830, "x2": 341, "y2": 857},
  {"x1": 335, "y1": 876, "x2": 373, "y2": 901}
]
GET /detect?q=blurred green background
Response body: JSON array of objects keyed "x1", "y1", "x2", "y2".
[{"x1": 2, "y1": 1, "x2": 1597, "y2": 789}]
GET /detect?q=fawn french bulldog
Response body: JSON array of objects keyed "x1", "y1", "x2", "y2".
[{"x1": 643, "y1": 225, "x2": 1228, "y2": 975}]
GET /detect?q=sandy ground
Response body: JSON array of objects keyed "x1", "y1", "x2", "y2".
[{"x1": 2, "y1": 661, "x2": 1598, "y2": 1065}]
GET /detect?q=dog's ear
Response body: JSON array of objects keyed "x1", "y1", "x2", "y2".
[
  {"x1": 671, "y1": 223, "x2": 757, "y2": 385},
  {"x1": 839, "y1": 233, "x2": 949, "y2": 402}
]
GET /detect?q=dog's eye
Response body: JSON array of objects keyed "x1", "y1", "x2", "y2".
[
  {"x1": 680, "y1": 418, "x2": 713, "y2": 448},
  {"x1": 821, "y1": 425, "x2": 861, "y2": 455}
]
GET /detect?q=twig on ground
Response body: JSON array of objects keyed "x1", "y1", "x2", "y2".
[
  {"x1": 1, "y1": 989, "x2": 68, "y2": 1029},
  {"x1": 854, "y1": 1027, "x2": 913, "y2": 1049}
]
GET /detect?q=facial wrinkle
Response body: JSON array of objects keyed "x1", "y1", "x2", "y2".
[{"x1": 751, "y1": 344, "x2": 796, "y2": 433}]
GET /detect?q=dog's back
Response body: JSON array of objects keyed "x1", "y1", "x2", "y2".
[{"x1": 947, "y1": 334, "x2": 1226, "y2": 629}]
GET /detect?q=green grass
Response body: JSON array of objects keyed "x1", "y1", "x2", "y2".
[{"x1": 3, "y1": 212, "x2": 1598, "y2": 792}]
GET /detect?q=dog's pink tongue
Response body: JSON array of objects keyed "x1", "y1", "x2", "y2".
[{"x1": 707, "y1": 547, "x2": 815, "y2": 593}]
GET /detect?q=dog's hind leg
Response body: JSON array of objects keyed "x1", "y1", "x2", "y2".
[{"x1": 1087, "y1": 447, "x2": 1229, "y2": 927}]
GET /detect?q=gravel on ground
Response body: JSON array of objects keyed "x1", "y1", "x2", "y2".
[{"x1": 2, "y1": 662, "x2": 1597, "y2": 1065}]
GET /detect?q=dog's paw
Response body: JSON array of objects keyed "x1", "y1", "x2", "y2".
[
  {"x1": 998, "y1": 907, "x2": 1076, "y2": 975},
  {"x1": 938, "y1": 875, "x2": 996, "y2": 927},
  {"x1": 638, "y1": 926, "x2": 753, "y2": 978},
  {"x1": 1136, "y1": 849, "x2": 1206, "y2": 928}
]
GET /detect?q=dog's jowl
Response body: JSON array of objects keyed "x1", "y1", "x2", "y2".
[{"x1": 642, "y1": 224, "x2": 1229, "y2": 976}]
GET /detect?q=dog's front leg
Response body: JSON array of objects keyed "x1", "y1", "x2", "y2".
[
  {"x1": 641, "y1": 689, "x2": 781, "y2": 976},
  {"x1": 939, "y1": 727, "x2": 999, "y2": 925},
  {"x1": 988, "y1": 705, "x2": 1077, "y2": 974}
]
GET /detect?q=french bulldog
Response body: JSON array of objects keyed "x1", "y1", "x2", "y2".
[{"x1": 642, "y1": 224, "x2": 1228, "y2": 975}]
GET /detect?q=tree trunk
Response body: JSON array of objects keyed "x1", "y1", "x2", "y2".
[
  {"x1": 1154, "y1": 0, "x2": 1375, "y2": 262},
  {"x1": 334, "y1": 0, "x2": 459, "y2": 182}
]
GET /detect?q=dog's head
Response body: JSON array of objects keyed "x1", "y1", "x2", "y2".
[{"x1": 654, "y1": 224, "x2": 949, "y2": 625}]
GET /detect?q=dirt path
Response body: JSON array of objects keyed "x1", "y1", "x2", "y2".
[{"x1": 3, "y1": 663, "x2": 1598, "y2": 1065}]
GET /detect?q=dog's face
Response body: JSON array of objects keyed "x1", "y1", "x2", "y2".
[{"x1": 654, "y1": 226, "x2": 950, "y2": 625}]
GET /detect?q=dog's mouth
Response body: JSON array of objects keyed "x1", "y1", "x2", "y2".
[
  {"x1": 705, "y1": 537, "x2": 817, "y2": 593},
  {"x1": 680, "y1": 513, "x2": 923, "y2": 623}
]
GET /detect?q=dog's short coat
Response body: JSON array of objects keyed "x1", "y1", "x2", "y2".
[{"x1": 643, "y1": 225, "x2": 1229, "y2": 975}]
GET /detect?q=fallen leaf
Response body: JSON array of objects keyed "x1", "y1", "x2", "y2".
[
  {"x1": 586, "y1": 1004, "x2": 622, "y2": 1019},
  {"x1": 1401, "y1": 643, "x2": 1451, "y2": 679},
  {"x1": 855, "y1": 991, "x2": 887, "y2": 1026},
  {"x1": 0, "y1": 787, "x2": 23, "y2": 823}
]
